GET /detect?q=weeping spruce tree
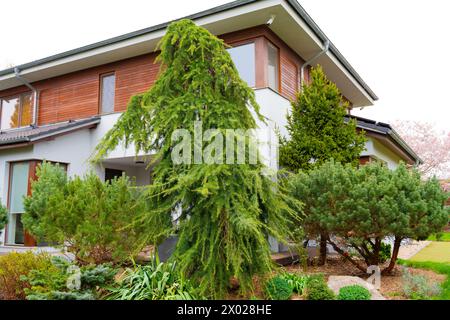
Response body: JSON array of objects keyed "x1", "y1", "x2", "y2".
[
  {"x1": 279, "y1": 66, "x2": 366, "y2": 265},
  {"x1": 93, "y1": 20, "x2": 299, "y2": 298}
]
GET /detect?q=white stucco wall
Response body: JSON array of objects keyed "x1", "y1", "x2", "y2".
[
  {"x1": 254, "y1": 88, "x2": 291, "y2": 172},
  {"x1": 361, "y1": 136, "x2": 404, "y2": 170},
  {"x1": 0, "y1": 87, "x2": 406, "y2": 250},
  {"x1": 0, "y1": 88, "x2": 290, "y2": 246}
]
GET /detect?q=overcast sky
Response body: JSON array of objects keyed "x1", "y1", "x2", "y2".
[{"x1": 0, "y1": 0, "x2": 449, "y2": 132}]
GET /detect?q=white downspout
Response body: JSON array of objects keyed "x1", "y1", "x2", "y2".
[
  {"x1": 13, "y1": 67, "x2": 39, "y2": 127},
  {"x1": 299, "y1": 40, "x2": 330, "y2": 89}
]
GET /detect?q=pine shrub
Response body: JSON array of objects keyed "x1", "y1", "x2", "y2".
[
  {"x1": 23, "y1": 162, "x2": 158, "y2": 264},
  {"x1": 305, "y1": 275, "x2": 335, "y2": 300},
  {"x1": 264, "y1": 275, "x2": 293, "y2": 300}
]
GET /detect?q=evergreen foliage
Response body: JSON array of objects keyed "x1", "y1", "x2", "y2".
[
  {"x1": 0, "y1": 252, "x2": 54, "y2": 300},
  {"x1": 263, "y1": 275, "x2": 293, "y2": 300},
  {"x1": 279, "y1": 66, "x2": 366, "y2": 172},
  {"x1": 279, "y1": 66, "x2": 366, "y2": 265},
  {"x1": 288, "y1": 160, "x2": 449, "y2": 273},
  {"x1": 305, "y1": 275, "x2": 335, "y2": 300},
  {"x1": 0, "y1": 200, "x2": 7, "y2": 237},
  {"x1": 22, "y1": 162, "x2": 155, "y2": 264},
  {"x1": 92, "y1": 19, "x2": 300, "y2": 298},
  {"x1": 22, "y1": 256, "x2": 117, "y2": 300},
  {"x1": 337, "y1": 285, "x2": 371, "y2": 300}
]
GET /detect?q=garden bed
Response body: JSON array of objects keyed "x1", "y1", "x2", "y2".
[{"x1": 230, "y1": 257, "x2": 447, "y2": 300}]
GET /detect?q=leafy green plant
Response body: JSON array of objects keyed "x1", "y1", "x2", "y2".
[
  {"x1": 23, "y1": 162, "x2": 160, "y2": 264},
  {"x1": 367, "y1": 241, "x2": 391, "y2": 263},
  {"x1": 0, "y1": 200, "x2": 7, "y2": 237},
  {"x1": 264, "y1": 275, "x2": 293, "y2": 300},
  {"x1": 107, "y1": 255, "x2": 199, "y2": 300},
  {"x1": 22, "y1": 256, "x2": 116, "y2": 300},
  {"x1": 0, "y1": 252, "x2": 54, "y2": 300},
  {"x1": 337, "y1": 285, "x2": 371, "y2": 300},
  {"x1": 401, "y1": 267, "x2": 442, "y2": 300},
  {"x1": 380, "y1": 242, "x2": 392, "y2": 263},
  {"x1": 305, "y1": 275, "x2": 335, "y2": 300},
  {"x1": 278, "y1": 272, "x2": 308, "y2": 294}
]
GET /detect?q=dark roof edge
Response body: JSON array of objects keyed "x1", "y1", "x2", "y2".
[
  {"x1": 0, "y1": 116, "x2": 100, "y2": 146},
  {"x1": 0, "y1": 0, "x2": 377, "y2": 101},
  {"x1": 0, "y1": 0, "x2": 256, "y2": 77}
]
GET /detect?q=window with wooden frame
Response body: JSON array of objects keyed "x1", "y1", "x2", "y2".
[
  {"x1": 0, "y1": 92, "x2": 33, "y2": 130},
  {"x1": 5, "y1": 160, "x2": 67, "y2": 246},
  {"x1": 227, "y1": 42, "x2": 256, "y2": 87},
  {"x1": 99, "y1": 73, "x2": 116, "y2": 114},
  {"x1": 267, "y1": 41, "x2": 280, "y2": 92}
]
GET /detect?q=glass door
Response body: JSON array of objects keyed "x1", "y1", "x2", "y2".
[{"x1": 6, "y1": 162, "x2": 29, "y2": 245}]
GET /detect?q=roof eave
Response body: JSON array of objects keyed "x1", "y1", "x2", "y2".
[{"x1": 0, "y1": 0, "x2": 377, "y2": 103}]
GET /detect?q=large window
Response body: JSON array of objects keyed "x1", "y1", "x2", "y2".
[
  {"x1": 267, "y1": 42, "x2": 279, "y2": 91},
  {"x1": 6, "y1": 162, "x2": 29, "y2": 245},
  {"x1": 100, "y1": 73, "x2": 116, "y2": 114},
  {"x1": 0, "y1": 93, "x2": 33, "y2": 130},
  {"x1": 227, "y1": 43, "x2": 256, "y2": 87}
]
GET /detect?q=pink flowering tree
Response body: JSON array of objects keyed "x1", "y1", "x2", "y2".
[{"x1": 393, "y1": 120, "x2": 450, "y2": 179}]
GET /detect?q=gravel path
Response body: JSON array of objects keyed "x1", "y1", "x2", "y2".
[{"x1": 398, "y1": 240, "x2": 431, "y2": 260}]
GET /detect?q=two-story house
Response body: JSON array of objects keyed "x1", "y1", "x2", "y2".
[{"x1": 0, "y1": 0, "x2": 414, "y2": 251}]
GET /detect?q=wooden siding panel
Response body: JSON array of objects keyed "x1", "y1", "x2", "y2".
[
  {"x1": 281, "y1": 55, "x2": 298, "y2": 101},
  {"x1": 114, "y1": 53, "x2": 159, "y2": 112},
  {"x1": 0, "y1": 26, "x2": 306, "y2": 125}
]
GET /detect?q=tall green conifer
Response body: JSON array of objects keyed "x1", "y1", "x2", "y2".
[
  {"x1": 279, "y1": 66, "x2": 366, "y2": 172},
  {"x1": 93, "y1": 20, "x2": 299, "y2": 298},
  {"x1": 279, "y1": 66, "x2": 366, "y2": 265}
]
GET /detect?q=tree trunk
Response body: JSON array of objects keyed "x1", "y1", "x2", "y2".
[
  {"x1": 368, "y1": 238, "x2": 381, "y2": 266},
  {"x1": 327, "y1": 237, "x2": 367, "y2": 273},
  {"x1": 382, "y1": 236, "x2": 402, "y2": 275},
  {"x1": 318, "y1": 233, "x2": 327, "y2": 265}
]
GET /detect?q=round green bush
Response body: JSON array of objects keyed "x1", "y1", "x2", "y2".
[
  {"x1": 338, "y1": 285, "x2": 371, "y2": 300},
  {"x1": 264, "y1": 275, "x2": 293, "y2": 300},
  {"x1": 305, "y1": 277, "x2": 335, "y2": 300}
]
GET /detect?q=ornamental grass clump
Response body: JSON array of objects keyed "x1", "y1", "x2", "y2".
[{"x1": 107, "y1": 255, "x2": 199, "y2": 300}]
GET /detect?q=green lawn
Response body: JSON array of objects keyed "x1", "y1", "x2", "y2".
[
  {"x1": 410, "y1": 242, "x2": 450, "y2": 263},
  {"x1": 398, "y1": 259, "x2": 450, "y2": 300},
  {"x1": 427, "y1": 231, "x2": 450, "y2": 242}
]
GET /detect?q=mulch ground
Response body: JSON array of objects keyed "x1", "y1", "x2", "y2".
[{"x1": 227, "y1": 256, "x2": 446, "y2": 300}]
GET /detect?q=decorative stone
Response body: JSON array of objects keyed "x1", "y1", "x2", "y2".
[{"x1": 327, "y1": 275, "x2": 386, "y2": 300}]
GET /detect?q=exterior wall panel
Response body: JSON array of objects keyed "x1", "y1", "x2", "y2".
[{"x1": 0, "y1": 26, "x2": 304, "y2": 127}]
